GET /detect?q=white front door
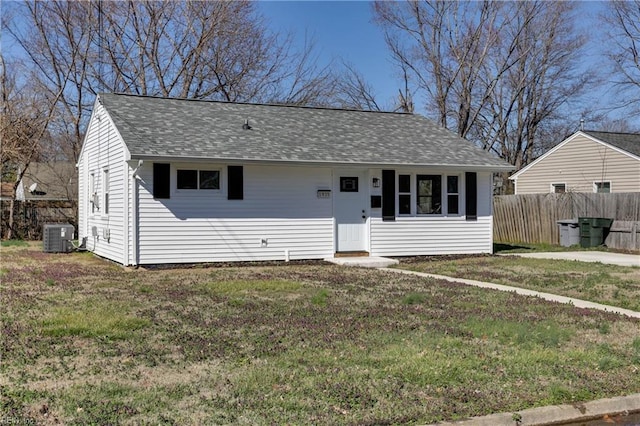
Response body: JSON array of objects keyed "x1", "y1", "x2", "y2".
[{"x1": 334, "y1": 171, "x2": 368, "y2": 252}]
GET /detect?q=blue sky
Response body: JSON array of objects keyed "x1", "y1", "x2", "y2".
[
  {"x1": 258, "y1": 1, "x2": 636, "y2": 129},
  {"x1": 259, "y1": 1, "x2": 400, "y2": 108}
]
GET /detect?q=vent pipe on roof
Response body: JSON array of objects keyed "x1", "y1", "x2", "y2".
[
  {"x1": 242, "y1": 119, "x2": 251, "y2": 130},
  {"x1": 580, "y1": 118, "x2": 585, "y2": 131}
]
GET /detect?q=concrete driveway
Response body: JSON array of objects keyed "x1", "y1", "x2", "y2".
[{"x1": 501, "y1": 251, "x2": 639, "y2": 267}]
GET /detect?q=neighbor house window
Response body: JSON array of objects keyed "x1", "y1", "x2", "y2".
[
  {"x1": 398, "y1": 174, "x2": 411, "y2": 214},
  {"x1": 447, "y1": 175, "x2": 459, "y2": 215},
  {"x1": 102, "y1": 168, "x2": 109, "y2": 215},
  {"x1": 594, "y1": 181, "x2": 610, "y2": 193},
  {"x1": 417, "y1": 175, "x2": 441, "y2": 214},
  {"x1": 177, "y1": 169, "x2": 220, "y2": 190},
  {"x1": 551, "y1": 183, "x2": 566, "y2": 193}
]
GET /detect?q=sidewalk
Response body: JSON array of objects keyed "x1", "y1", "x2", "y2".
[
  {"x1": 380, "y1": 268, "x2": 640, "y2": 319},
  {"x1": 499, "y1": 251, "x2": 639, "y2": 267}
]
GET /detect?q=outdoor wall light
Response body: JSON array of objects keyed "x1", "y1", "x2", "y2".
[{"x1": 372, "y1": 177, "x2": 381, "y2": 188}]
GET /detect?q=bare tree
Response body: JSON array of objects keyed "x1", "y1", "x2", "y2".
[
  {"x1": 475, "y1": 1, "x2": 589, "y2": 170},
  {"x1": 374, "y1": 1, "x2": 524, "y2": 136},
  {"x1": 374, "y1": 0, "x2": 590, "y2": 178},
  {"x1": 604, "y1": 0, "x2": 640, "y2": 117},
  {"x1": 0, "y1": 54, "x2": 70, "y2": 238},
  {"x1": 5, "y1": 1, "x2": 97, "y2": 163},
  {"x1": 4, "y1": 0, "x2": 340, "y2": 168}
]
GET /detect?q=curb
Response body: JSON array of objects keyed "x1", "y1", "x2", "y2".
[{"x1": 427, "y1": 393, "x2": 640, "y2": 426}]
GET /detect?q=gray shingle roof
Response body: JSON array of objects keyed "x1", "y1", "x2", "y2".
[
  {"x1": 584, "y1": 131, "x2": 640, "y2": 157},
  {"x1": 98, "y1": 93, "x2": 512, "y2": 170}
]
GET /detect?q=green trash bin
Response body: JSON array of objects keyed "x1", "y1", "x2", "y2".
[{"x1": 578, "y1": 217, "x2": 613, "y2": 248}]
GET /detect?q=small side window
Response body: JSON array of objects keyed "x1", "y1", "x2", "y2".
[
  {"x1": 153, "y1": 163, "x2": 171, "y2": 199},
  {"x1": 90, "y1": 172, "x2": 96, "y2": 213},
  {"x1": 551, "y1": 183, "x2": 566, "y2": 193},
  {"x1": 465, "y1": 172, "x2": 477, "y2": 221},
  {"x1": 340, "y1": 177, "x2": 359, "y2": 192},
  {"x1": 447, "y1": 175, "x2": 459, "y2": 215},
  {"x1": 102, "y1": 168, "x2": 109, "y2": 215},
  {"x1": 228, "y1": 166, "x2": 243, "y2": 200},
  {"x1": 398, "y1": 174, "x2": 411, "y2": 214},
  {"x1": 594, "y1": 181, "x2": 610, "y2": 193}
]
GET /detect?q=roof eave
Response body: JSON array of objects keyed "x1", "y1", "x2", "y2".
[{"x1": 130, "y1": 153, "x2": 514, "y2": 171}]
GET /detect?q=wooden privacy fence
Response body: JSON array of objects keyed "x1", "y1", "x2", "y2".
[
  {"x1": 1, "y1": 200, "x2": 77, "y2": 240},
  {"x1": 493, "y1": 193, "x2": 640, "y2": 250}
]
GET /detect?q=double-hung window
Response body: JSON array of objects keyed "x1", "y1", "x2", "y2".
[
  {"x1": 446, "y1": 175, "x2": 459, "y2": 215},
  {"x1": 102, "y1": 168, "x2": 109, "y2": 215},
  {"x1": 177, "y1": 169, "x2": 220, "y2": 190},
  {"x1": 398, "y1": 174, "x2": 411, "y2": 214},
  {"x1": 90, "y1": 172, "x2": 96, "y2": 213}
]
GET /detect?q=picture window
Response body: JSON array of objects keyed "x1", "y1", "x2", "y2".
[{"x1": 417, "y1": 175, "x2": 442, "y2": 215}]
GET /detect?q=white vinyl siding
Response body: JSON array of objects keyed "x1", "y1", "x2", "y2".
[
  {"x1": 135, "y1": 164, "x2": 334, "y2": 264},
  {"x1": 513, "y1": 134, "x2": 640, "y2": 194},
  {"x1": 370, "y1": 171, "x2": 494, "y2": 255},
  {"x1": 77, "y1": 101, "x2": 128, "y2": 264},
  {"x1": 370, "y1": 216, "x2": 493, "y2": 255},
  {"x1": 79, "y1": 98, "x2": 499, "y2": 265}
]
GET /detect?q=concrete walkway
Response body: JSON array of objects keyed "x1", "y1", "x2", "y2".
[
  {"x1": 325, "y1": 256, "x2": 399, "y2": 268},
  {"x1": 500, "y1": 251, "x2": 639, "y2": 267},
  {"x1": 427, "y1": 393, "x2": 640, "y2": 426},
  {"x1": 380, "y1": 268, "x2": 640, "y2": 319}
]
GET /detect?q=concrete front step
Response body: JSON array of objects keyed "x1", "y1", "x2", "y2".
[{"x1": 325, "y1": 256, "x2": 399, "y2": 268}]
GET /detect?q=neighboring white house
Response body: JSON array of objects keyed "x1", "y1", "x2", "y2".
[
  {"x1": 509, "y1": 131, "x2": 640, "y2": 194},
  {"x1": 77, "y1": 93, "x2": 512, "y2": 266}
]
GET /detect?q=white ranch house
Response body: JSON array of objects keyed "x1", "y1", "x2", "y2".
[{"x1": 78, "y1": 93, "x2": 512, "y2": 266}]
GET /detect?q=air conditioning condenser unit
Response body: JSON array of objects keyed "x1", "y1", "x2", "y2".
[{"x1": 43, "y1": 224, "x2": 75, "y2": 253}]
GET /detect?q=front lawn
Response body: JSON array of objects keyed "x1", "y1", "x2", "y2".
[
  {"x1": 2, "y1": 244, "x2": 639, "y2": 425},
  {"x1": 396, "y1": 255, "x2": 640, "y2": 312}
]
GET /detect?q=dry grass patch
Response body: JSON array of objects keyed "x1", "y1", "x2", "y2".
[
  {"x1": 2, "y1": 245, "x2": 639, "y2": 425},
  {"x1": 397, "y1": 255, "x2": 640, "y2": 311}
]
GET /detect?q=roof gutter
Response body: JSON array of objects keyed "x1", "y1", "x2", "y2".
[{"x1": 129, "y1": 154, "x2": 515, "y2": 172}]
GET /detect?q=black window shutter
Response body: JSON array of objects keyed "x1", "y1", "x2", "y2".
[
  {"x1": 382, "y1": 170, "x2": 395, "y2": 221},
  {"x1": 228, "y1": 166, "x2": 243, "y2": 200},
  {"x1": 153, "y1": 163, "x2": 170, "y2": 199},
  {"x1": 465, "y1": 172, "x2": 477, "y2": 221}
]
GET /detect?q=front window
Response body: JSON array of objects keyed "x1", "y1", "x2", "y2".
[
  {"x1": 398, "y1": 174, "x2": 411, "y2": 214},
  {"x1": 594, "y1": 181, "x2": 610, "y2": 193},
  {"x1": 177, "y1": 169, "x2": 220, "y2": 190},
  {"x1": 447, "y1": 175, "x2": 459, "y2": 214},
  {"x1": 417, "y1": 175, "x2": 441, "y2": 214}
]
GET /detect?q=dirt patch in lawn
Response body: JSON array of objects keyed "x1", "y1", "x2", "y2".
[{"x1": 2, "y1": 245, "x2": 639, "y2": 425}]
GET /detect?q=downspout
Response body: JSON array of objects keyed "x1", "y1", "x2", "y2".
[
  {"x1": 130, "y1": 160, "x2": 143, "y2": 266},
  {"x1": 123, "y1": 161, "x2": 129, "y2": 265}
]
